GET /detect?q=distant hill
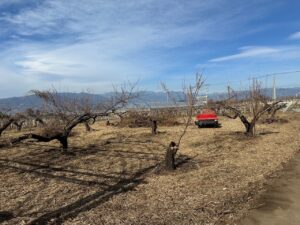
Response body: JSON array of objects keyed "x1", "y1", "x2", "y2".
[
  {"x1": 0, "y1": 91, "x2": 185, "y2": 112},
  {"x1": 0, "y1": 93, "x2": 106, "y2": 112},
  {"x1": 0, "y1": 88, "x2": 299, "y2": 112}
]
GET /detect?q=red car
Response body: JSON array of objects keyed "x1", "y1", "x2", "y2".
[{"x1": 195, "y1": 109, "x2": 219, "y2": 128}]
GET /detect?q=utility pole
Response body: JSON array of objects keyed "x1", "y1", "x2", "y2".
[
  {"x1": 227, "y1": 85, "x2": 231, "y2": 99},
  {"x1": 273, "y1": 76, "x2": 276, "y2": 101},
  {"x1": 166, "y1": 93, "x2": 168, "y2": 104},
  {"x1": 205, "y1": 85, "x2": 209, "y2": 105}
]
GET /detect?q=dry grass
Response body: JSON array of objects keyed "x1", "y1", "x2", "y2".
[
  {"x1": 119, "y1": 110, "x2": 181, "y2": 128},
  {"x1": 0, "y1": 112, "x2": 299, "y2": 225}
]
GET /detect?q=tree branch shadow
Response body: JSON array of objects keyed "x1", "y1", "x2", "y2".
[
  {"x1": 0, "y1": 133, "x2": 166, "y2": 224},
  {"x1": 26, "y1": 163, "x2": 157, "y2": 225},
  {"x1": 0, "y1": 159, "x2": 111, "y2": 187},
  {"x1": 0, "y1": 211, "x2": 14, "y2": 223}
]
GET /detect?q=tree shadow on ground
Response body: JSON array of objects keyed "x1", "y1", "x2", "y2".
[
  {"x1": 0, "y1": 157, "x2": 159, "y2": 224},
  {"x1": 0, "y1": 133, "x2": 201, "y2": 224},
  {"x1": 0, "y1": 136, "x2": 165, "y2": 224},
  {"x1": 175, "y1": 154, "x2": 207, "y2": 172},
  {"x1": 26, "y1": 164, "x2": 157, "y2": 225},
  {"x1": 258, "y1": 131, "x2": 280, "y2": 136},
  {"x1": 0, "y1": 211, "x2": 14, "y2": 223},
  {"x1": 0, "y1": 159, "x2": 114, "y2": 187},
  {"x1": 2, "y1": 136, "x2": 164, "y2": 167}
]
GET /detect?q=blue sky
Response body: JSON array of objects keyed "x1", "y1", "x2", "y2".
[{"x1": 0, "y1": 0, "x2": 300, "y2": 98}]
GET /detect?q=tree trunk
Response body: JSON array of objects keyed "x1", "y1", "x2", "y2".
[
  {"x1": 246, "y1": 122, "x2": 256, "y2": 136},
  {"x1": 11, "y1": 113, "x2": 97, "y2": 150},
  {"x1": 235, "y1": 114, "x2": 255, "y2": 136},
  {"x1": 16, "y1": 124, "x2": 22, "y2": 131},
  {"x1": 267, "y1": 108, "x2": 280, "y2": 123},
  {"x1": 0, "y1": 119, "x2": 14, "y2": 137},
  {"x1": 11, "y1": 133, "x2": 69, "y2": 151},
  {"x1": 13, "y1": 121, "x2": 24, "y2": 131},
  {"x1": 58, "y1": 136, "x2": 68, "y2": 151},
  {"x1": 165, "y1": 141, "x2": 178, "y2": 170},
  {"x1": 84, "y1": 121, "x2": 91, "y2": 132},
  {"x1": 270, "y1": 110, "x2": 276, "y2": 121},
  {"x1": 35, "y1": 118, "x2": 45, "y2": 127},
  {"x1": 151, "y1": 120, "x2": 157, "y2": 134}
]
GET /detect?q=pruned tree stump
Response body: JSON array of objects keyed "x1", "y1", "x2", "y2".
[
  {"x1": 151, "y1": 120, "x2": 157, "y2": 134},
  {"x1": 165, "y1": 141, "x2": 178, "y2": 170}
]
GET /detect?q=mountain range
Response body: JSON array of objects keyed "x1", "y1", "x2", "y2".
[{"x1": 0, "y1": 88, "x2": 299, "y2": 112}]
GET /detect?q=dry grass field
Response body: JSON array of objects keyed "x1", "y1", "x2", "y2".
[{"x1": 0, "y1": 113, "x2": 299, "y2": 225}]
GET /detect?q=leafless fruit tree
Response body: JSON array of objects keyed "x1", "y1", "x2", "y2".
[
  {"x1": 0, "y1": 118, "x2": 14, "y2": 137},
  {"x1": 0, "y1": 110, "x2": 26, "y2": 136},
  {"x1": 221, "y1": 80, "x2": 282, "y2": 136},
  {"x1": 11, "y1": 113, "x2": 97, "y2": 150},
  {"x1": 25, "y1": 108, "x2": 46, "y2": 127},
  {"x1": 11, "y1": 83, "x2": 138, "y2": 151},
  {"x1": 150, "y1": 119, "x2": 157, "y2": 134},
  {"x1": 13, "y1": 119, "x2": 26, "y2": 131},
  {"x1": 264, "y1": 102, "x2": 287, "y2": 123},
  {"x1": 161, "y1": 73, "x2": 204, "y2": 170}
]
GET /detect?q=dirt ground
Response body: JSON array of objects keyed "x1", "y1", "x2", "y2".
[{"x1": 0, "y1": 113, "x2": 299, "y2": 225}]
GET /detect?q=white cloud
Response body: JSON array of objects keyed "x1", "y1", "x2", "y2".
[
  {"x1": 1, "y1": 0, "x2": 277, "y2": 42},
  {"x1": 1, "y1": 1, "x2": 263, "y2": 79},
  {"x1": 209, "y1": 46, "x2": 282, "y2": 62},
  {"x1": 289, "y1": 31, "x2": 300, "y2": 40},
  {"x1": 0, "y1": 0, "x2": 286, "y2": 97}
]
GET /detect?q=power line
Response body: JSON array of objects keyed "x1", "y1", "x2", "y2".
[
  {"x1": 206, "y1": 70, "x2": 300, "y2": 88},
  {"x1": 276, "y1": 84, "x2": 300, "y2": 88},
  {"x1": 247, "y1": 70, "x2": 300, "y2": 80}
]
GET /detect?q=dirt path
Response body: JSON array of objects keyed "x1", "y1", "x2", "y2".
[{"x1": 241, "y1": 153, "x2": 300, "y2": 225}]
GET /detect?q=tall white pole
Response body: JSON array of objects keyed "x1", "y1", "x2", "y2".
[
  {"x1": 273, "y1": 76, "x2": 276, "y2": 101},
  {"x1": 205, "y1": 85, "x2": 208, "y2": 105}
]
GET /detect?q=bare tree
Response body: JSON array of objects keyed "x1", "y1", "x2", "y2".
[
  {"x1": 264, "y1": 102, "x2": 287, "y2": 123},
  {"x1": 83, "y1": 120, "x2": 93, "y2": 132},
  {"x1": 161, "y1": 73, "x2": 204, "y2": 170},
  {"x1": 113, "y1": 110, "x2": 127, "y2": 125},
  {"x1": 11, "y1": 113, "x2": 97, "y2": 150},
  {"x1": 98, "y1": 82, "x2": 139, "y2": 114},
  {"x1": 0, "y1": 118, "x2": 14, "y2": 137},
  {"x1": 11, "y1": 83, "x2": 138, "y2": 151},
  {"x1": 150, "y1": 119, "x2": 157, "y2": 134},
  {"x1": 0, "y1": 110, "x2": 26, "y2": 136},
  {"x1": 221, "y1": 80, "x2": 282, "y2": 136},
  {"x1": 13, "y1": 119, "x2": 26, "y2": 131},
  {"x1": 25, "y1": 108, "x2": 46, "y2": 127}
]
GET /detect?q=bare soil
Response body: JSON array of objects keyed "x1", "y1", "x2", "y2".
[{"x1": 0, "y1": 113, "x2": 299, "y2": 225}]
